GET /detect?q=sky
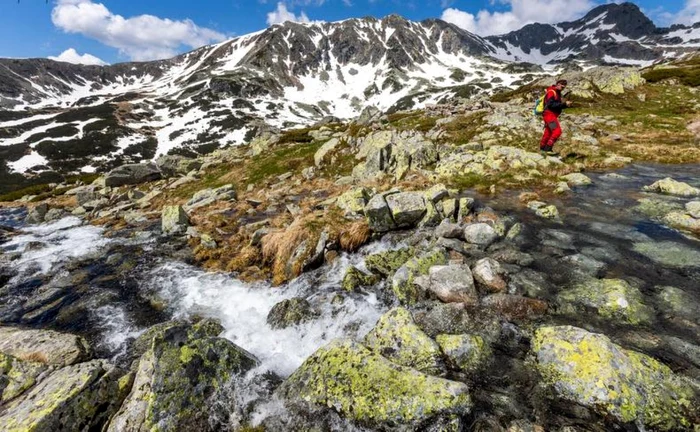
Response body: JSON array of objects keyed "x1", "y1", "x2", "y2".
[{"x1": 0, "y1": 0, "x2": 697, "y2": 66}]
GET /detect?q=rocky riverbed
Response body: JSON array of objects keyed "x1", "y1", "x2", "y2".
[{"x1": 1, "y1": 160, "x2": 699, "y2": 431}]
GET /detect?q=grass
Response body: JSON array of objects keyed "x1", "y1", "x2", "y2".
[
  {"x1": 642, "y1": 59, "x2": 700, "y2": 87},
  {"x1": 246, "y1": 141, "x2": 323, "y2": 185},
  {"x1": 387, "y1": 112, "x2": 437, "y2": 133},
  {"x1": 439, "y1": 111, "x2": 488, "y2": 145}
]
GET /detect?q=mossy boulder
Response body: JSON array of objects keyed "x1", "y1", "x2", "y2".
[
  {"x1": 365, "y1": 194, "x2": 397, "y2": 232},
  {"x1": 0, "y1": 360, "x2": 125, "y2": 432},
  {"x1": 280, "y1": 339, "x2": 472, "y2": 429},
  {"x1": 656, "y1": 286, "x2": 700, "y2": 324},
  {"x1": 161, "y1": 205, "x2": 189, "y2": 235},
  {"x1": 267, "y1": 297, "x2": 319, "y2": 329},
  {"x1": 663, "y1": 211, "x2": 700, "y2": 234},
  {"x1": 0, "y1": 327, "x2": 92, "y2": 367},
  {"x1": 336, "y1": 187, "x2": 372, "y2": 216},
  {"x1": 436, "y1": 334, "x2": 492, "y2": 375},
  {"x1": 342, "y1": 266, "x2": 380, "y2": 292},
  {"x1": 0, "y1": 352, "x2": 47, "y2": 403},
  {"x1": 561, "y1": 173, "x2": 592, "y2": 187},
  {"x1": 633, "y1": 241, "x2": 700, "y2": 268},
  {"x1": 532, "y1": 325, "x2": 699, "y2": 430},
  {"x1": 643, "y1": 177, "x2": 700, "y2": 197},
  {"x1": 386, "y1": 192, "x2": 427, "y2": 228},
  {"x1": 634, "y1": 197, "x2": 684, "y2": 219},
  {"x1": 392, "y1": 249, "x2": 448, "y2": 305},
  {"x1": 364, "y1": 308, "x2": 444, "y2": 375},
  {"x1": 107, "y1": 322, "x2": 259, "y2": 432},
  {"x1": 557, "y1": 278, "x2": 654, "y2": 326},
  {"x1": 365, "y1": 247, "x2": 415, "y2": 277}
]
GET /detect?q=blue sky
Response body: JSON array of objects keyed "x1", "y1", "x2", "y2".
[{"x1": 0, "y1": 0, "x2": 696, "y2": 65}]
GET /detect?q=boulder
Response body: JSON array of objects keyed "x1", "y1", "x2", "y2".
[
  {"x1": 656, "y1": 286, "x2": 700, "y2": 323},
  {"x1": 342, "y1": 266, "x2": 380, "y2": 291},
  {"x1": 185, "y1": 184, "x2": 237, "y2": 210},
  {"x1": 463, "y1": 223, "x2": 498, "y2": 246},
  {"x1": 279, "y1": 339, "x2": 472, "y2": 428},
  {"x1": 75, "y1": 187, "x2": 99, "y2": 206},
  {"x1": 0, "y1": 327, "x2": 91, "y2": 367},
  {"x1": 107, "y1": 323, "x2": 259, "y2": 432},
  {"x1": 104, "y1": 163, "x2": 161, "y2": 187},
  {"x1": 436, "y1": 334, "x2": 492, "y2": 374},
  {"x1": 633, "y1": 241, "x2": 700, "y2": 268},
  {"x1": 161, "y1": 205, "x2": 189, "y2": 235},
  {"x1": 428, "y1": 265, "x2": 478, "y2": 305},
  {"x1": 156, "y1": 155, "x2": 202, "y2": 177},
  {"x1": 356, "y1": 105, "x2": 382, "y2": 125},
  {"x1": 43, "y1": 208, "x2": 66, "y2": 222},
  {"x1": 557, "y1": 278, "x2": 654, "y2": 325},
  {"x1": 472, "y1": 258, "x2": 507, "y2": 293},
  {"x1": 643, "y1": 177, "x2": 700, "y2": 197},
  {"x1": 663, "y1": 211, "x2": 700, "y2": 233},
  {"x1": 481, "y1": 294, "x2": 548, "y2": 321},
  {"x1": 0, "y1": 360, "x2": 125, "y2": 432},
  {"x1": 365, "y1": 247, "x2": 415, "y2": 277},
  {"x1": 532, "y1": 325, "x2": 698, "y2": 430},
  {"x1": 392, "y1": 249, "x2": 448, "y2": 305},
  {"x1": 0, "y1": 352, "x2": 47, "y2": 403},
  {"x1": 686, "y1": 201, "x2": 700, "y2": 219},
  {"x1": 25, "y1": 204, "x2": 48, "y2": 225},
  {"x1": 336, "y1": 187, "x2": 371, "y2": 216},
  {"x1": 435, "y1": 219, "x2": 463, "y2": 239},
  {"x1": 267, "y1": 298, "x2": 319, "y2": 329},
  {"x1": 364, "y1": 308, "x2": 444, "y2": 375},
  {"x1": 364, "y1": 194, "x2": 396, "y2": 232},
  {"x1": 386, "y1": 192, "x2": 427, "y2": 228},
  {"x1": 314, "y1": 137, "x2": 341, "y2": 167},
  {"x1": 561, "y1": 173, "x2": 592, "y2": 187}
]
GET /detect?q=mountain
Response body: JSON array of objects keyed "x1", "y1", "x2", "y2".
[{"x1": 0, "y1": 2, "x2": 697, "y2": 181}]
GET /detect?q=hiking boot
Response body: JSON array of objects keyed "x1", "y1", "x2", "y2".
[{"x1": 545, "y1": 150, "x2": 559, "y2": 157}]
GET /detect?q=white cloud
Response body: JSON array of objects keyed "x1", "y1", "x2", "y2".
[
  {"x1": 674, "y1": 0, "x2": 700, "y2": 25},
  {"x1": 442, "y1": 0, "x2": 596, "y2": 36},
  {"x1": 51, "y1": 0, "x2": 226, "y2": 61},
  {"x1": 49, "y1": 48, "x2": 107, "y2": 65},
  {"x1": 266, "y1": 2, "x2": 311, "y2": 25}
]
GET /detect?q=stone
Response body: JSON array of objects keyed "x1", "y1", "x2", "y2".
[
  {"x1": 43, "y1": 208, "x2": 65, "y2": 222},
  {"x1": 419, "y1": 200, "x2": 442, "y2": 228},
  {"x1": 643, "y1": 177, "x2": 700, "y2": 197},
  {"x1": 267, "y1": 298, "x2": 319, "y2": 329},
  {"x1": 554, "y1": 182, "x2": 571, "y2": 194},
  {"x1": 161, "y1": 205, "x2": 189, "y2": 235},
  {"x1": 0, "y1": 360, "x2": 125, "y2": 432},
  {"x1": 356, "y1": 105, "x2": 382, "y2": 125},
  {"x1": 279, "y1": 339, "x2": 472, "y2": 428},
  {"x1": 633, "y1": 241, "x2": 700, "y2": 268},
  {"x1": 364, "y1": 308, "x2": 444, "y2": 375},
  {"x1": 656, "y1": 286, "x2": 700, "y2": 323},
  {"x1": 481, "y1": 294, "x2": 548, "y2": 321},
  {"x1": 123, "y1": 210, "x2": 147, "y2": 226},
  {"x1": 557, "y1": 278, "x2": 654, "y2": 325},
  {"x1": 561, "y1": 173, "x2": 592, "y2": 187},
  {"x1": 561, "y1": 253, "x2": 607, "y2": 279},
  {"x1": 435, "y1": 219, "x2": 463, "y2": 239},
  {"x1": 386, "y1": 192, "x2": 427, "y2": 228},
  {"x1": 107, "y1": 323, "x2": 259, "y2": 432},
  {"x1": 364, "y1": 194, "x2": 396, "y2": 232},
  {"x1": 25, "y1": 203, "x2": 48, "y2": 224},
  {"x1": 532, "y1": 325, "x2": 698, "y2": 430},
  {"x1": 472, "y1": 258, "x2": 507, "y2": 293},
  {"x1": 0, "y1": 353, "x2": 47, "y2": 403},
  {"x1": 199, "y1": 234, "x2": 217, "y2": 249},
  {"x1": 365, "y1": 247, "x2": 415, "y2": 277},
  {"x1": 156, "y1": 155, "x2": 201, "y2": 177},
  {"x1": 536, "y1": 205, "x2": 559, "y2": 219},
  {"x1": 104, "y1": 163, "x2": 162, "y2": 187},
  {"x1": 436, "y1": 334, "x2": 492, "y2": 374},
  {"x1": 663, "y1": 211, "x2": 700, "y2": 233},
  {"x1": 457, "y1": 197, "x2": 474, "y2": 221},
  {"x1": 428, "y1": 264, "x2": 478, "y2": 305},
  {"x1": 425, "y1": 184, "x2": 450, "y2": 203},
  {"x1": 392, "y1": 249, "x2": 448, "y2": 305},
  {"x1": 439, "y1": 198, "x2": 458, "y2": 221},
  {"x1": 0, "y1": 327, "x2": 91, "y2": 367},
  {"x1": 314, "y1": 137, "x2": 341, "y2": 167},
  {"x1": 635, "y1": 197, "x2": 684, "y2": 219},
  {"x1": 75, "y1": 187, "x2": 99, "y2": 206},
  {"x1": 336, "y1": 187, "x2": 371, "y2": 216},
  {"x1": 342, "y1": 266, "x2": 380, "y2": 292},
  {"x1": 686, "y1": 201, "x2": 700, "y2": 219},
  {"x1": 463, "y1": 223, "x2": 499, "y2": 246}
]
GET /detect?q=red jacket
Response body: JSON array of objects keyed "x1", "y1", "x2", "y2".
[{"x1": 543, "y1": 86, "x2": 567, "y2": 117}]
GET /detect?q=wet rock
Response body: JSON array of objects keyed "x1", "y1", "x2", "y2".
[
  {"x1": 663, "y1": 211, "x2": 700, "y2": 233},
  {"x1": 280, "y1": 339, "x2": 472, "y2": 428},
  {"x1": 561, "y1": 173, "x2": 592, "y2": 187},
  {"x1": 392, "y1": 249, "x2": 448, "y2": 305},
  {"x1": 490, "y1": 247, "x2": 534, "y2": 267},
  {"x1": 656, "y1": 286, "x2": 700, "y2": 323},
  {"x1": 130, "y1": 319, "x2": 224, "y2": 363},
  {"x1": 686, "y1": 201, "x2": 700, "y2": 219},
  {"x1": 105, "y1": 163, "x2": 162, "y2": 187},
  {"x1": 557, "y1": 278, "x2": 654, "y2": 325},
  {"x1": 506, "y1": 420, "x2": 545, "y2": 432},
  {"x1": 535, "y1": 204, "x2": 559, "y2": 219},
  {"x1": 436, "y1": 333, "x2": 492, "y2": 375},
  {"x1": 554, "y1": 181, "x2": 571, "y2": 194},
  {"x1": 428, "y1": 264, "x2": 478, "y2": 305},
  {"x1": 472, "y1": 258, "x2": 507, "y2": 294},
  {"x1": 267, "y1": 298, "x2": 319, "y2": 329},
  {"x1": 0, "y1": 327, "x2": 91, "y2": 367},
  {"x1": 342, "y1": 266, "x2": 380, "y2": 291},
  {"x1": 386, "y1": 192, "x2": 427, "y2": 228},
  {"x1": 364, "y1": 308, "x2": 444, "y2": 375},
  {"x1": 481, "y1": 294, "x2": 548, "y2": 321},
  {"x1": 435, "y1": 219, "x2": 463, "y2": 239},
  {"x1": 43, "y1": 208, "x2": 66, "y2": 222},
  {"x1": 336, "y1": 187, "x2": 371, "y2": 216},
  {"x1": 635, "y1": 197, "x2": 684, "y2": 219},
  {"x1": 561, "y1": 253, "x2": 606, "y2": 279},
  {"x1": 633, "y1": 241, "x2": 700, "y2": 268},
  {"x1": 161, "y1": 205, "x2": 189, "y2": 235},
  {"x1": 532, "y1": 325, "x2": 699, "y2": 430},
  {"x1": 0, "y1": 359, "x2": 125, "y2": 432},
  {"x1": 364, "y1": 194, "x2": 396, "y2": 232},
  {"x1": 463, "y1": 223, "x2": 498, "y2": 246},
  {"x1": 0, "y1": 352, "x2": 47, "y2": 403},
  {"x1": 25, "y1": 204, "x2": 48, "y2": 225},
  {"x1": 539, "y1": 229, "x2": 576, "y2": 250},
  {"x1": 508, "y1": 269, "x2": 550, "y2": 298},
  {"x1": 108, "y1": 323, "x2": 259, "y2": 432},
  {"x1": 643, "y1": 177, "x2": 700, "y2": 197}
]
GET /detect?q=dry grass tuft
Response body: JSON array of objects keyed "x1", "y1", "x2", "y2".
[
  {"x1": 17, "y1": 351, "x2": 50, "y2": 364},
  {"x1": 338, "y1": 219, "x2": 371, "y2": 252},
  {"x1": 262, "y1": 217, "x2": 316, "y2": 285},
  {"x1": 226, "y1": 245, "x2": 261, "y2": 273}
]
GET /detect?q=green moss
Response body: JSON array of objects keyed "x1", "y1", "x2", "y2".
[
  {"x1": 246, "y1": 140, "x2": 323, "y2": 185},
  {"x1": 365, "y1": 248, "x2": 416, "y2": 277},
  {"x1": 436, "y1": 334, "x2": 491, "y2": 375},
  {"x1": 392, "y1": 249, "x2": 448, "y2": 305},
  {"x1": 342, "y1": 266, "x2": 380, "y2": 291}
]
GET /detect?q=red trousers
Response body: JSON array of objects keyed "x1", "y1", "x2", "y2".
[{"x1": 540, "y1": 112, "x2": 562, "y2": 149}]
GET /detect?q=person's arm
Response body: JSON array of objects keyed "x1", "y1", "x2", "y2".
[{"x1": 545, "y1": 92, "x2": 567, "y2": 110}]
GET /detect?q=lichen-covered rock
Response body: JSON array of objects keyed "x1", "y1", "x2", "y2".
[
  {"x1": 561, "y1": 173, "x2": 592, "y2": 187},
  {"x1": 342, "y1": 266, "x2": 380, "y2": 291},
  {"x1": 364, "y1": 308, "x2": 444, "y2": 375},
  {"x1": 435, "y1": 219, "x2": 462, "y2": 239},
  {"x1": 25, "y1": 203, "x2": 48, "y2": 225},
  {"x1": 107, "y1": 323, "x2": 259, "y2": 432},
  {"x1": 634, "y1": 197, "x2": 684, "y2": 219},
  {"x1": 365, "y1": 247, "x2": 415, "y2": 277},
  {"x1": 161, "y1": 205, "x2": 189, "y2": 235},
  {"x1": 386, "y1": 192, "x2": 427, "y2": 228},
  {"x1": 184, "y1": 184, "x2": 237, "y2": 210},
  {"x1": 532, "y1": 203, "x2": 559, "y2": 219},
  {"x1": 532, "y1": 325, "x2": 699, "y2": 430},
  {"x1": 105, "y1": 163, "x2": 162, "y2": 187},
  {"x1": 0, "y1": 327, "x2": 91, "y2": 367},
  {"x1": 130, "y1": 319, "x2": 223, "y2": 363},
  {"x1": 463, "y1": 223, "x2": 499, "y2": 246},
  {"x1": 472, "y1": 258, "x2": 507, "y2": 294},
  {"x1": 365, "y1": 194, "x2": 396, "y2": 232},
  {"x1": 633, "y1": 241, "x2": 700, "y2": 268},
  {"x1": 663, "y1": 211, "x2": 700, "y2": 233},
  {"x1": 428, "y1": 264, "x2": 478, "y2": 305},
  {"x1": 267, "y1": 297, "x2": 319, "y2": 329},
  {"x1": 436, "y1": 334, "x2": 492, "y2": 374},
  {"x1": 280, "y1": 339, "x2": 472, "y2": 428},
  {"x1": 643, "y1": 177, "x2": 700, "y2": 197},
  {"x1": 557, "y1": 279, "x2": 654, "y2": 325},
  {"x1": 656, "y1": 286, "x2": 700, "y2": 324},
  {"x1": 0, "y1": 360, "x2": 124, "y2": 432},
  {"x1": 336, "y1": 187, "x2": 371, "y2": 216},
  {"x1": 686, "y1": 201, "x2": 700, "y2": 218},
  {"x1": 314, "y1": 137, "x2": 341, "y2": 167},
  {"x1": 392, "y1": 249, "x2": 448, "y2": 305},
  {"x1": 0, "y1": 352, "x2": 47, "y2": 403}
]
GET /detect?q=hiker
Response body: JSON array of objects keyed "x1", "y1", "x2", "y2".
[{"x1": 539, "y1": 79, "x2": 572, "y2": 155}]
